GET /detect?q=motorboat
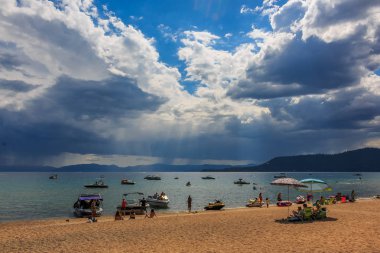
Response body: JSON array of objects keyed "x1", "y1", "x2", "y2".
[
  {"x1": 73, "y1": 194, "x2": 103, "y2": 217},
  {"x1": 116, "y1": 192, "x2": 149, "y2": 215},
  {"x1": 144, "y1": 175, "x2": 161, "y2": 180},
  {"x1": 295, "y1": 195, "x2": 306, "y2": 204},
  {"x1": 204, "y1": 200, "x2": 225, "y2": 210},
  {"x1": 274, "y1": 173, "x2": 287, "y2": 179},
  {"x1": 146, "y1": 193, "x2": 170, "y2": 208},
  {"x1": 174, "y1": 177, "x2": 179, "y2": 179},
  {"x1": 84, "y1": 178, "x2": 108, "y2": 188},
  {"x1": 121, "y1": 179, "x2": 136, "y2": 185},
  {"x1": 234, "y1": 178, "x2": 250, "y2": 185},
  {"x1": 246, "y1": 199, "x2": 263, "y2": 207},
  {"x1": 49, "y1": 174, "x2": 58, "y2": 179},
  {"x1": 201, "y1": 176, "x2": 215, "y2": 180},
  {"x1": 186, "y1": 181, "x2": 191, "y2": 186}
]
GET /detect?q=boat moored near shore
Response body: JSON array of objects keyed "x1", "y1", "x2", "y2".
[{"x1": 73, "y1": 194, "x2": 103, "y2": 217}]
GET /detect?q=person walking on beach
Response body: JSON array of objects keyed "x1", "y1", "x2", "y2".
[
  {"x1": 265, "y1": 197, "x2": 270, "y2": 208},
  {"x1": 187, "y1": 195, "x2": 192, "y2": 213}
]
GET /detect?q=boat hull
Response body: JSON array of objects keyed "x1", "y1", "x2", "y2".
[
  {"x1": 84, "y1": 185, "x2": 108, "y2": 188},
  {"x1": 74, "y1": 207, "x2": 103, "y2": 217},
  {"x1": 146, "y1": 200, "x2": 169, "y2": 208},
  {"x1": 204, "y1": 204, "x2": 225, "y2": 210}
]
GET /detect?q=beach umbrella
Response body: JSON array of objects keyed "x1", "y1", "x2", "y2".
[
  {"x1": 271, "y1": 178, "x2": 308, "y2": 216},
  {"x1": 298, "y1": 178, "x2": 330, "y2": 192}
]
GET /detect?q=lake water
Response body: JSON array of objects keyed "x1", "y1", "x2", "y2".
[{"x1": 0, "y1": 172, "x2": 378, "y2": 221}]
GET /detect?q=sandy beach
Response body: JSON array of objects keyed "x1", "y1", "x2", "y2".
[{"x1": 1, "y1": 199, "x2": 380, "y2": 253}]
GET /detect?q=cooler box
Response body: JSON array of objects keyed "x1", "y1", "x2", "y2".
[{"x1": 341, "y1": 196, "x2": 346, "y2": 203}]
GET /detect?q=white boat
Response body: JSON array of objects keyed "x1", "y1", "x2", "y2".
[
  {"x1": 144, "y1": 175, "x2": 161, "y2": 180},
  {"x1": 146, "y1": 193, "x2": 170, "y2": 208},
  {"x1": 121, "y1": 179, "x2": 136, "y2": 185},
  {"x1": 234, "y1": 178, "x2": 250, "y2": 185},
  {"x1": 84, "y1": 178, "x2": 108, "y2": 188},
  {"x1": 73, "y1": 194, "x2": 103, "y2": 217}
]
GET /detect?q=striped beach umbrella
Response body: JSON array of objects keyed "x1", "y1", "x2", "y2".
[{"x1": 271, "y1": 178, "x2": 308, "y2": 216}]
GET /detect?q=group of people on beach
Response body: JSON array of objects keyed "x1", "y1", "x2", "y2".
[{"x1": 111, "y1": 189, "x2": 357, "y2": 222}]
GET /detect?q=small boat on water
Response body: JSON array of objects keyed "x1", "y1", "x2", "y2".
[
  {"x1": 186, "y1": 181, "x2": 191, "y2": 186},
  {"x1": 234, "y1": 178, "x2": 250, "y2": 185},
  {"x1": 121, "y1": 179, "x2": 135, "y2": 185},
  {"x1": 116, "y1": 192, "x2": 149, "y2": 215},
  {"x1": 174, "y1": 177, "x2": 179, "y2": 179},
  {"x1": 144, "y1": 175, "x2": 161, "y2": 180},
  {"x1": 49, "y1": 174, "x2": 58, "y2": 179},
  {"x1": 84, "y1": 178, "x2": 108, "y2": 188},
  {"x1": 204, "y1": 200, "x2": 225, "y2": 210},
  {"x1": 274, "y1": 173, "x2": 287, "y2": 179},
  {"x1": 73, "y1": 194, "x2": 103, "y2": 217},
  {"x1": 201, "y1": 176, "x2": 215, "y2": 180},
  {"x1": 354, "y1": 173, "x2": 362, "y2": 177},
  {"x1": 146, "y1": 193, "x2": 170, "y2": 208}
]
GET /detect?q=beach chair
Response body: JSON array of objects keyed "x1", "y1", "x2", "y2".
[
  {"x1": 326, "y1": 198, "x2": 335, "y2": 205},
  {"x1": 303, "y1": 207, "x2": 313, "y2": 221}
]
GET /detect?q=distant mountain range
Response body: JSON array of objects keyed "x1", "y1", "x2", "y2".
[
  {"x1": 203, "y1": 148, "x2": 380, "y2": 172},
  {"x1": 0, "y1": 163, "x2": 241, "y2": 172},
  {"x1": 0, "y1": 148, "x2": 379, "y2": 172}
]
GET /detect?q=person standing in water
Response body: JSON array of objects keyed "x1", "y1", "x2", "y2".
[{"x1": 187, "y1": 195, "x2": 192, "y2": 213}]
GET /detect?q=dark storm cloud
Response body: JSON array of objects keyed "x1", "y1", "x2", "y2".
[
  {"x1": 0, "y1": 76, "x2": 164, "y2": 161},
  {"x1": 0, "y1": 79, "x2": 36, "y2": 92},
  {"x1": 41, "y1": 76, "x2": 165, "y2": 120},
  {"x1": 229, "y1": 31, "x2": 376, "y2": 99},
  {"x1": 258, "y1": 87, "x2": 380, "y2": 131}
]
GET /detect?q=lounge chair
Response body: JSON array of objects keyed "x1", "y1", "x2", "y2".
[{"x1": 303, "y1": 207, "x2": 313, "y2": 221}]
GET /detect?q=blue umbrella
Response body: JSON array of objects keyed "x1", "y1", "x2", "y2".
[{"x1": 299, "y1": 178, "x2": 330, "y2": 193}]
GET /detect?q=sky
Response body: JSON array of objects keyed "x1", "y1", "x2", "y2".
[{"x1": 0, "y1": 0, "x2": 379, "y2": 167}]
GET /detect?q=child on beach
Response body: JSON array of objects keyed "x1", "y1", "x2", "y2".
[{"x1": 265, "y1": 198, "x2": 270, "y2": 208}]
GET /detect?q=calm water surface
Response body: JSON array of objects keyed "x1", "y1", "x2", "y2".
[{"x1": 0, "y1": 172, "x2": 378, "y2": 221}]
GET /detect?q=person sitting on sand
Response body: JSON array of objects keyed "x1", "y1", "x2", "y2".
[
  {"x1": 129, "y1": 211, "x2": 136, "y2": 220},
  {"x1": 288, "y1": 206, "x2": 304, "y2": 222},
  {"x1": 351, "y1": 190, "x2": 356, "y2": 202},
  {"x1": 145, "y1": 209, "x2": 157, "y2": 218},
  {"x1": 115, "y1": 210, "x2": 123, "y2": 221}
]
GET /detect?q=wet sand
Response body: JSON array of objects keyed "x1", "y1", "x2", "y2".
[{"x1": 1, "y1": 199, "x2": 379, "y2": 252}]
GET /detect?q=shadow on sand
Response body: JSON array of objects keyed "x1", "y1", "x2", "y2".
[{"x1": 275, "y1": 217, "x2": 338, "y2": 224}]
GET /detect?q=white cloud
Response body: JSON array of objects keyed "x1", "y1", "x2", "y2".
[{"x1": 157, "y1": 24, "x2": 178, "y2": 42}]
